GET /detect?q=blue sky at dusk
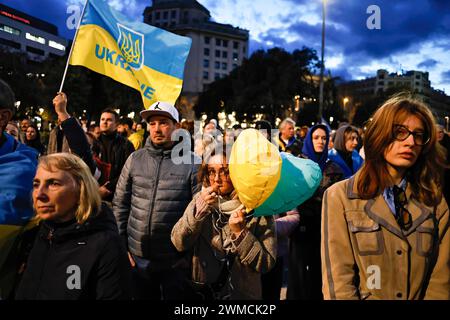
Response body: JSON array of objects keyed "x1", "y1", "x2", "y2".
[{"x1": 2, "y1": 0, "x2": 450, "y2": 93}]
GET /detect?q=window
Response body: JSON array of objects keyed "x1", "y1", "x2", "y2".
[
  {"x1": 222, "y1": 40, "x2": 228, "y2": 47},
  {"x1": 416, "y1": 75, "x2": 421, "y2": 79},
  {"x1": 184, "y1": 11, "x2": 189, "y2": 18},
  {"x1": 233, "y1": 52, "x2": 238, "y2": 60},
  {"x1": 163, "y1": 22, "x2": 168, "y2": 27},
  {"x1": 26, "y1": 46, "x2": 45, "y2": 56},
  {"x1": 415, "y1": 81, "x2": 420, "y2": 86},
  {"x1": 203, "y1": 59, "x2": 209, "y2": 68},
  {"x1": 233, "y1": 63, "x2": 238, "y2": 69},
  {"x1": 243, "y1": 45, "x2": 246, "y2": 54},
  {"x1": 203, "y1": 71, "x2": 209, "y2": 80},
  {"x1": 215, "y1": 73, "x2": 220, "y2": 80},
  {"x1": 0, "y1": 24, "x2": 20, "y2": 36},
  {"x1": 49, "y1": 40, "x2": 65, "y2": 51},
  {"x1": 163, "y1": 11, "x2": 168, "y2": 19},
  {"x1": 378, "y1": 81, "x2": 384, "y2": 86},
  {"x1": 222, "y1": 62, "x2": 227, "y2": 70},
  {"x1": 204, "y1": 36, "x2": 210, "y2": 44},
  {"x1": 0, "y1": 38, "x2": 20, "y2": 49},
  {"x1": 233, "y1": 41, "x2": 239, "y2": 49},
  {"x1": 215, "y1": 61, "x2": 220, "y2": 69},
  {"x1": 26, "y1": 32, "x2": 45, "y2": 44},
  {"x1": 215, "y1": 50, "x2": 220, "y2": 58},
  {"x1": 171, "y1": 10, "x2": 176, "y2": 19},
  {"x1": 204, "y1": 48, "x2": 210, "y2": 56},
  {"x1": 48, "y1": 53, "x2": 60, "y2": 59},
  {"x1": 216, "y1": 38, "x2": 221, "y2": 46},
  {"x1": 155, "y1": 12, "x2": 160, "y2": 19},
  {"x1": 222, "y1": 51, "x2": 227, "y2": 58}
]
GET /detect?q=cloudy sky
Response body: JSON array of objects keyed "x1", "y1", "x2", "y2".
[{"x1": 2, "y1": 0, "x2": 450, "y2": 93}]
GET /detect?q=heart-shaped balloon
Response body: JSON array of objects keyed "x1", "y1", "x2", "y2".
[
  {"x1": 229, "y1": 129, "x2": 282, "y2": 212},
  {"x1": 254, "y1": 152, "x2": 322, "y2": 216}
]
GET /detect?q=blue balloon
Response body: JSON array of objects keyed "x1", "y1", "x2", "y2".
[{"x1": 254, "y1": 152, "x2": 322, "y2": 216}]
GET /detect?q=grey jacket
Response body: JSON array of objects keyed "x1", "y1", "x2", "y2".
[{"x1": 113, "y1": 139, "x2": 200, "y2": 270}]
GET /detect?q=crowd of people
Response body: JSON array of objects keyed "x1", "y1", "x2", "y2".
[{"x1": 0, "y1": 77, "x2": 449, "y2": 300}]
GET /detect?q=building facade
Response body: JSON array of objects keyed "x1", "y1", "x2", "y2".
[
  {"x1": 337, "y1": 69, "x2": 449, "y2": 122},
  {"x1": 0, "y1": 3, "x2": 67, "y2": 61},
  {"x1": 143, "y1": 0, "x2": 249, "y2": 97}
]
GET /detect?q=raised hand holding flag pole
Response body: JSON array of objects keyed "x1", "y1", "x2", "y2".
[{"x1": 60, "y1": 0, "x2": 192, "y2": 108}]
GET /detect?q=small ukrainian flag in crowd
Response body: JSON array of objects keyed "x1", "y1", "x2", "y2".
[{"x1": 69, "y1": 0, "x2": 192, "y2": 107}]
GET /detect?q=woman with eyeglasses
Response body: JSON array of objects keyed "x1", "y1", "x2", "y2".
[
  {"x1": 171, "y1": 150, "x2": 276, "y2": 300},
  {"x1": 321, "y1": 94, "x2": 449, "y2": 300}
]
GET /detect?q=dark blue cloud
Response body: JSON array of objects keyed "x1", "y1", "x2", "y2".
[
  {"x1": 1, "y1": 0, "x2": 75, "y2": 39},
  {"x1": 417, "y1": 59, "x2": 438, "y2": 69},
  {"x1": 291, "y1": 0, "x2": 450, "y2": 59},
  {"x1": 441, "y1": 71, "x2": 450, "y2": 82}
]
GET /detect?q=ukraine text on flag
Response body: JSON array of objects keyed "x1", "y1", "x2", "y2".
[{"x1": 69, "y1": 0, "x2": 192, "y2": 107}]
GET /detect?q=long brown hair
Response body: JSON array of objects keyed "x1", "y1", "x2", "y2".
[{"x1": 357, "y1": 93, "x2": 446, "y2": 206}]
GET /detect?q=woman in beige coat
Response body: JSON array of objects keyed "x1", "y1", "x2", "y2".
[
  {"x1": 321, "y1": 94, "x2": 449, "y2": 300},
  {"x1": 171, "y1": 151, "x2": 276, "y2": 300}
]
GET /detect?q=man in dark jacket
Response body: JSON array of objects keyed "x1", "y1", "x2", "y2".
[
  {"x1": 113, "y1": 101, "x2": 200, "y2": 300},
  {"x1": 97, "y1": 108, "x2": 134, "y2": 202},
  {"x1": 47, "y1": 93, "x2": 98, "y2": 177},
  {"x1": 276, "y1": 117, "x2": 303, "y2": 156}
]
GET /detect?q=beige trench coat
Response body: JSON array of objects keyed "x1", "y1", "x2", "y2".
[{"x1": 321, "y1": 173, "x2": 449, "y2": 300}]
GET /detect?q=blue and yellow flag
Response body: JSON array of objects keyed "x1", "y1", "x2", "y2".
[
  {"x1": 0, "y1": 134, "x2": 37, "y2": 297},
  {"x1": 69, "y1": 0, "x2": 192, "y2": 107}
]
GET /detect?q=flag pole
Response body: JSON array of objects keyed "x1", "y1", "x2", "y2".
[{"x1": 59, "y1": 0, "x2": 89, "y2": 92}]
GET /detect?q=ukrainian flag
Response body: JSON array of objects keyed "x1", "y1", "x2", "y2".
[
  {"x1": 69, "y1": 0, "x2": 192, "y2": 107},
  {"x1": 0, "y1": 135, "x2": 37, "y2": 298}
]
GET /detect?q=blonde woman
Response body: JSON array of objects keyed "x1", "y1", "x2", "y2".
[
  {"x1": 16, "y1": 153, "x2": 131, "y2": 300},
  {"x1": 322, "y1": 94, "x2": 449, "y2": 300}
]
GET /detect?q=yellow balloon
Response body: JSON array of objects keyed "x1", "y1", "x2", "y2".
[{"x1": 229, "y1": 129, "x2": 282, "y2": 211}]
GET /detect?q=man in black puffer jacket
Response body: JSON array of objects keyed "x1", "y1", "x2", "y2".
[{"x1": 113, "y1": 101, "x2": 200, "y2": 300}]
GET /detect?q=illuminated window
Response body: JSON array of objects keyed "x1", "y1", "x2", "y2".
[
  {"x1": 0, "y1": 24, "x2": 20, "y2": 36},
  {"x1": 49, "y1": 40, "x2": 65, "y2": 51},
  {"x1": 26, "y1": 32, "x2": 45, "y2": 44}
]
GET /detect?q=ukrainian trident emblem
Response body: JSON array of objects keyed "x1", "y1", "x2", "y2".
[{"x1": 117, "y1": 23, "x2": 144, "y2": 70}]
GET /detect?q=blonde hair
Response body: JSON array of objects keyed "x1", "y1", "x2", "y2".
[
  {"x1": 357, "y1": 93, "x2": 446, "y2": 206},
  {"x1": 35, "y1": 153, "x2": 101, "y2": 224}
]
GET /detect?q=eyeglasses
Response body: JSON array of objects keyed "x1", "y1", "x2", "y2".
[
  {"x1": 393, "y1": 124, "x2": 430, "y2": 146},
  {"x1": 393, "y1": 186, "x2": 412, "y2": 230},
  {"x1": 208, "y1": 167, "x2": 229, "y2": 180}
]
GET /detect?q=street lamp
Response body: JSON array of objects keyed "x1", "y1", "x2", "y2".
[
  {"x1": 318, "y1": 0, "x2": 327, "y2": 122},
  {"x1": 343, "y1": 97, "x2": 349, "y2": 108}
]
